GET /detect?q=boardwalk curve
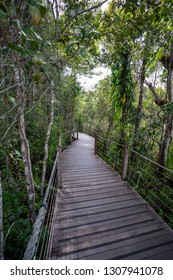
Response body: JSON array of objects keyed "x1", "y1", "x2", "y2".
[{"x1": 50, "y1": 133, "x2": 173, "y2": 260}]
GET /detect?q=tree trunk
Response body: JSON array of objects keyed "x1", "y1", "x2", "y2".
[
  {"x1": 41, "y1": 80, "x2": 55, "y2": 197},
  {"x1": 14, "y1": 64, "x2": 35, "y2": 223},
  {"x1": 134, "y1": 58, "x2": 146, "y2": 140},
  {"x1": 158, "y1": 66, "x2": 173, "y2": 166},
  {"x1": 107, "y1": 106, "x2": 115, "y2": 135},
  {"x1": 120, "y1": 105, "x2": 126, "y2": 141}
]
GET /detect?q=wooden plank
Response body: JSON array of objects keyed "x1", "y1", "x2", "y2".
[
  {"x1": 63, "y1": 189, "x2": 138, "y2": 204},
  {"x1": 63, "y1": 177, "x2": 120, "y2": 185},
  {"x1": 56, "y1": 205, "x2": 148, "y2": 227},
  {"x1": 52, "y1": 220, "x2": 162, "y2": 248},
  {"x1": 63, "y1": 170, "x2": 116, "y2": 176},
  {"x1": 52, "y1": 226, "x2": 164, "y2": 255},
  {"x1": 63, "y1": 195, "x2": 140, "y2": 211},
  {"x1": 145, "y1": 249, "x2": 173, "y2": 260},
  {"x1": 63, "y1": 181, "x2": 124, "y2": 192},
  {"x1": 120, "y1": 242, "x2": 173, "y2": 260},
  {"x1": 78, "y1": 236, "x2": 173, "y2": 260},
  {"x1": 63, "y1": 184, "x2": 130, "y2": 196},
  {"x1": 63, "y1": 170, "x2": 118, "y2": 176},
  {"x1": 59, "y1": 211, "x2": 152, "y2": 232},
  {"x1": 58, "y1": 213, "x2": 155, "y2": 240},
  {"x1": 63, "y1": 179, "x2": 121, "y2": 188},
  {"x1": 56, "y1": 230, "x2": 170, "y2": 259},
  {"x1": 60, "y1": 200, "x2": 147, "y2": 219}
]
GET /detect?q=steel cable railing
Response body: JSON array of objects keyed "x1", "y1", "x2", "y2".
[
  {"x1": 23, "y1": 129, "x2": 78, "y2": 260},
  {"x1": 97, "y1": 135, "x2": 124, "y2": 174},
  {"x1": 127, "y1": 148, "x2": 173, "y2": 227},
  {"x1": 96, "y1": 134, "x2": 173, "y2": 228}
]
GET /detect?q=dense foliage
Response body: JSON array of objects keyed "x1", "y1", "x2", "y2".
[{"x1": 0, "y1": 0, "x2": 173, "y2": 259}]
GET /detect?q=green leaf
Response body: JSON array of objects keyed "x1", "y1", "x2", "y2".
[
  {"x1": 66, "y1": 41, "x2": 79, "y2": 54},
  {"x1": 155, "y1": 47, "x2": 164, "y2": 61},
  {"x1": 7, "y1": 6, "x2": 16, "y2": 18},
  {"x1": 26, "y1": 38, "x2": 39, "y2": 50},
  {"x1": 20, "y1": 30, "x2": 27, "y2": 38},
  {"x1": 32, "y1": 31, "x2": 43, "y2": 44},
  {"x1": 9, "y1": 97, "x2": 16, "y2": 105},
  {"x1": 91, "y1": 31, "x2": 100, "y2": 39},
  {"x1": 85, "y1": 28, "x2": 91, "y2": 36},
  {"x1": 15, "y1": 150, "x2": 22, "y2": 158},
  {"x1": 39, "y1": 5, "x2": 47, "y2": 18},
  {"x1": 8, "y1": 43, "x2": 28, "y2": 56},
  {"x1": 46, "y1": 41, "x2": 52, "y2": 46},
  {"x1": 32, "y1": 52, "x2": 45, "y2": 65},
  {"x1": 16, "y1": 19, "x2": 22, "y2": 30},
  {"x1": 0, "y1": 8, "x2": 7, "y2": 21},
  {"x1": 29, "y1": 5, "x2": 41, "y2": 26},
  {"x1": 80, "y1": 47, "x2": 86, "y2": 57}
]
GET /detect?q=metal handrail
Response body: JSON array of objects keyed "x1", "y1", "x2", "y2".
[
  {"x1": 96, "y1": 134, "x2": 173, "y2": 174},
  {"x1": 95, "y1": 133, "x2": 173, "y2": 227},
  {"x1": 23, "y1": 128, "x2": 78, "y2": 260},
  {"x1": 23, "y1": 135, "x2": 62, "y2": 260}
]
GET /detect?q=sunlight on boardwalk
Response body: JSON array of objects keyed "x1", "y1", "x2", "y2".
[{"x1": 50, "y1": 133, "x2": 173, "y2": 260}]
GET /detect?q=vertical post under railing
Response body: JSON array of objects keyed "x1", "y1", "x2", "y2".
[
  {"x1": 121, "y1": 143, "x2": 129, "y2": 180},
  {"x1": 94, "y1": 132, "x2": 98, "y2": 155},
  {"x1": 56, "y1": 134, "x2": 62, "y2": 189},
  {"x1": 70, "y1": 129, "x2": 72, "y2": 144},
  {"x1": 59, "y1": 134, "x2": 62, "y2": 188},
  {"x1": 76, "y1": 126, "x2": 79, "y2": 139}
]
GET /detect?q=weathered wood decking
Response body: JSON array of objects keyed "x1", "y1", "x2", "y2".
[{"x1": 50, "y1": 133, "x2": 173, "y2": 260}]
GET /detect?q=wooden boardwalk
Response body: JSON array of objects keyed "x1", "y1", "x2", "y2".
[{"x1": 50, "y1": 133, "x2": 173, "y2": 260}]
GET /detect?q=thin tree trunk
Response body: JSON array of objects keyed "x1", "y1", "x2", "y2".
[
  {"x1": 158, "y1": 66, "x2": 173, "y2": 166},
  {"x1": 41, "y1": 80, "x2": 55, "y2": 197},
  {"x1": 145, "y1": 65, "x2": 172, "y2": 167},
  {"x1": 14, "y1": 64, "x2": 35, "y2": 223},
  {"x1": 134, "y1": 58, "x2": 146, "y2": 139},
  {"x1": 108, "y1": 106, "x2": 115, "y2": 135},
  {"x1": 120, "y1": 105, "x2": 126, "y2": 141}
]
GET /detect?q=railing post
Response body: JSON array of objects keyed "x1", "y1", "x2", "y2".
[
  {"x1": 94, "y1": 132, "x2": 98, "y2": 155},
  {"x1": 70, "y1": 129, "x2": 72, "y2": 144},
  {"x1": 58, "y1": 134, "x2": 62, "y2": 188},
  {"x1": 76, "y1": 126, "x2": 79, "y2": 139},
  {"x1": 121, "y1": 143, "x2": 129, "y2": 180}
]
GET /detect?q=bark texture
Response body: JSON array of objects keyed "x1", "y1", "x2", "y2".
[
  {"x1": 157, "y1": 66, "x2": 173, "y2": 166},
  {"x1": 134, "y1": 58, "x2": 146, "y2": 140},
  {"x1": 146, "y1": 50, "x2": 173, "y2": 167},
  {"x1": 14, "y1": 64, "x2": 35, "y2": 222},
  {"x1": 41, "y1": 80, "x2": 55, "y2": 197}
]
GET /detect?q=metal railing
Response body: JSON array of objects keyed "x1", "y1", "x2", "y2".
[
  {"x1": 23, "y1": 129, "x2": 78, "y2": 260},
  {"x1": 95, "y1": 133, "x2": 173, "y2": 228},
  {"x1": 127, "y1": 148, "x2": 173, "y2": 228}
]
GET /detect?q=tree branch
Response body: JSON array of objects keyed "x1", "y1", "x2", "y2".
[
  {"x1": 1, "y1": 86, "x2": 50, "y2": 142},
  {"x1": 75, "y1": 0, "x2": 109, "y2": 16},
  {"x1": 0, "y1": 104, "x2": 17, "y2": 121},
  {"x1": 61, "y1": 0, "x2": 109, "y2": 33},
  {"x1": 145, "y1": 80, "x2": 167, "y2": 107},
  {"x1": 0, "y1": 83, "x2": 23, "y2": 94}
]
